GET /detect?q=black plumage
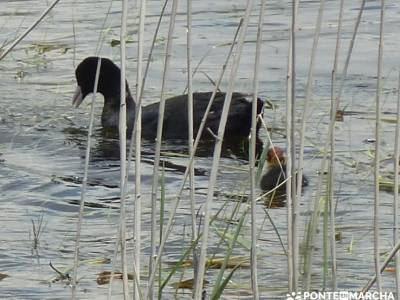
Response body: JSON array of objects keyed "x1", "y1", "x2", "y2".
[{"x1": 72, "y1": 57, "x2": 264, "y2": 143}]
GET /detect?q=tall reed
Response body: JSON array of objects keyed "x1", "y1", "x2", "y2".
[
  {"x1": 193, "y1": 0, "x2": 254, "y2": 297},
  {"x1": 303, "y1": 0, "x2": 367, "y2": 289},
  {"x1": 286, "y1": 0, "x2": 298, "y2": 291},
  {"x1": 394, "y1": 72, "x2": 400, "y2": 297},
  {"x1": 328, "y1": 0, "x2": 345, "y2": 290},
  {"x1": 373, "y1": 0, "x2": 385, "y2": 291},
  {"x1": 71, "y1": 58, "x2": 102, "y2": 300},
  {"x1": 362, "y1": 240, "x2": 400, "y2": 292},
  {"x1": 145, "y1": 20, "x2": 242, "y2": 296},
  {"x1": 295, "y1": 0, "x2": 326, "y2": 289},
  {"x1": 249, "y1": 0, "x2": 267, "y2": 298},
  {"x1": 147, "y1": 0, "x2": 179, "y2": 298},
  {"x1": 119, "y1": 0, "x2": 130, "y2": 297},
  {"x1": 186, "y1": 0, "x2": 198, "y2": 286},
  {"x1": 134, "y1": 0, "x2": 146, "y2": 298}
]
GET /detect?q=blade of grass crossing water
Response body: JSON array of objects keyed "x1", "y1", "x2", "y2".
[{"x1": 211, "y1": 208, "x2": 249, "y2": 299}]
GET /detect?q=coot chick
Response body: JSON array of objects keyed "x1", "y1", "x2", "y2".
[
  {"x1": 72, "y1": 57, "x2": 264, "y2": 144},
  {"x1": 260, "y1": 146, "x2": 308, "y2": 206}
]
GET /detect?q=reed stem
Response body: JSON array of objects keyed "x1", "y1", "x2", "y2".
[
  {"x1": 133, "y1": 0, "x2": 146, "y2": 298},
  {"x1": 193, "y1": 1, "x2": 254, "y2": 297},
  {"x1": 185, "y1": 0, "x2": 199, "y2": 287},
  {"x1": 328, "y1": 0, "x2": 344, "y2": 290},
  {"x1": 249, "y1": 0, "x2": 267, "y2": 298},
  {"x1": 373, "y1": 0, "x2": 385, "y2": 291},
  {"x1": 394, "y1": 71, "x2": 400, "y2": 296},
  {"x1": 303, "y1": 0, "x2": 367, "y2": 289},
  {"x1": 148, "y1": 0, "x2": 178, "y2": 298},
  {"x1": 0, "y1": 0, "x2": 61, "y2": 60},
  {"x1": 286, "y1": 0, "x2": 298, "y2": 291},
  {"x1": 145, "y1": 20, "x2": 242, "y2": 297},
  {"x1": 71, "y1": 58, "x2": 102, "y2": 300},
  {"x1": 119, "y1": 0, "x2": 130, "y2": 297}
]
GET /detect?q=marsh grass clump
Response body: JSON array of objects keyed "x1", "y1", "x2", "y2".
[{"x1": 30, "y1": 214, "x2": 45, "y2": 250}]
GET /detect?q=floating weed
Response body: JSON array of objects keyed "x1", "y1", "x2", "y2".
[
  {"x1": 48, "y1": 257, "x2": 110, "y2": 284},
  {"x1": 14, "y1": 69, "x2": 27, "y2": 80},
  {"x1": 110, "y1": 37, "x2": 135, "y2": 47},
  {"x1": 49, "y1": 261, "x2": 72, "y2": 284},
  {"x1": 170, "y1": 255, "x2": 250, "y2": 269},
  {"x1": 361, "y1": 116, "x2": 400, "y2": 124},
  {"x1": 27, "y1": 42, "x2": 70, "y2": 54},
  {"x1": 347, "y1": 235, "x2": 354, "y2": 254},
  {"x1": 0, "y1": 273, "x2": 10, "y2": 281},
  {"x1": 208, "y1": 256, "x2": 250, "y2": 269},
  {"x1": 96, "y1": 271, "x2": 134, "y2": 285},
  {"x1": 85, "y1": 257, "x2": 111, "y2": 265},
  {"x1": 379, "y1": 177, "x2": 399, "y2": 193},
  {"x1": 170, "y1": 278, "x2": 209, "y2": 290}
]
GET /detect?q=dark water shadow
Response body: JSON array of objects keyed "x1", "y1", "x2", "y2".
[{"x1": 62, "y1": 126, "x2": 262, "y2": 172}]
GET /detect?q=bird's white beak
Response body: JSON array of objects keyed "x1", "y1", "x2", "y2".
[{"x1": 72, "y1": 85, "x2": 84, "y2": 108}]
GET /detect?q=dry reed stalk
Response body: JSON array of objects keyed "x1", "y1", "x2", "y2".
[
  {"x1": 328, "y1": 0, "x2": 344, "y2": 290},
  {"x1": 0, "y1": 0, "x2": 61, "y2": 60},
  {"x1": 107, "y1": 0, "x2": 156, "y2": 293},
  {"x1": 286, "y1": 0, "x2": 299, "y2": 291},
  {"x1": 120, "y1": 6, "x2": 169, "y2": 297},
  {"x1": 145, "y1": 20, "x2": 242, "y2": 297},
  {"x1": 186, "y1": 0, "x2": 198, "y2": 286},
  {"x1": 373, "y1": 0, "x2": 385, "y2": 291},
  {"x1": 249, "y1": 0, "x2": 267, "y2": 298},
  {"x1": 133, "y1": 0, "x2": 146, "y2": 298},
  {"x1": 303, "y1": 0, "x2": 367, "y2": 289},
  {"x1": 129, "y1": 0, "x2": 169, "y2": 139},
  {"x1": 119, "y1": 0, "x2": 130, "y2": 297},
  {"x1": 147, "y1": 0, "x2": 179, "y2": 298},
  {"x1": 95, "y1": 0, "x2": 115, "y2": 54},
  {"x1": 295, "y1": 0, "x2": 326, "y2": 289},
  {"x1": 362, "y1": 240, "x2": 400, "y2": 292},
  {"x1": 395, "y1": 72, "x2": 400, "y2": 298},
  {"x1": 71, "y1": 58, "x2": 102, "y2": 300},
  {"x1": 193, "y1": 1, "x2": 254, "y2": 297}
]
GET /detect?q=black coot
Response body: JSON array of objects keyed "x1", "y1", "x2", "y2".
[{"x1": 72, "y1": 57, "x2": 264, "y2": 156}]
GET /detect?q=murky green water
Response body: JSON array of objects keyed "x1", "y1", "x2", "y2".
[{"x1": 1, "y1": 0, "x2": 400, "y2": 299}]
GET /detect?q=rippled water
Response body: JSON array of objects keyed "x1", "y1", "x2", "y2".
[{"x1": 1, "y1": 0, "x2": 400, "y2": 299}]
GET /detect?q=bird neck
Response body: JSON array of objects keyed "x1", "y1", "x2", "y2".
[{"x1": 101, "y1": 90, "x2": 136, "y2": 130}]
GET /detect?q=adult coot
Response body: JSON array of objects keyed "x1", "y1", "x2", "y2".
[
  {"x1": 260, "y1": 146, "x2": 308, "y2": 206},
  {"x1": 72, "y1": 57, "x2": 264, "y2": 146}
]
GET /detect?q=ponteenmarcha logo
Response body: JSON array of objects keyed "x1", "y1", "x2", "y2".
[
  {"x1": 285, "y1": 291, "x2": 395, "y2": 300},
  {"x1": 286, "y1": 292, "x2": 302, "y2": 300}
]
